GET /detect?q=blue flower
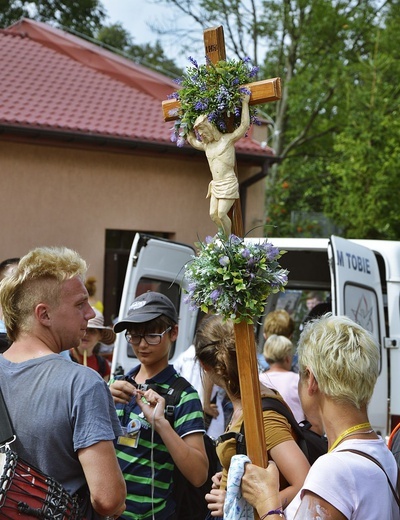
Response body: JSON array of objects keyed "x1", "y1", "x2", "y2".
[
  {"x1": 218, "y1": 120, "x2": 227, "y2": 132},
  {"x1": 229, "y1": 234, "x2": 242, "y2": 245},
  {"x1": 210, "y1": 288, "x2": 221, "y2": 302},
  {"x1": 265, "y1": 244, "x2": 280, "y2": 261},
  {"x1": 219, "y1": 255, "x2": 230, "y2": 267},
  {"x1": 188, "y1": 56, "x2": 199, "y2": 68},
  {"x1": 274, "y1": 271, "x2": 288, "y2": 284},
  {"x1": 239, "y1": 87, "x2": 252, "y2": 96},
  {"x1": 241, "y1": 248, "x2": 251, "y2": 258},
  {"x1": 249, "y1": 66, "x2": 259, "y2": 78},
  {"x1": 195, "y1": 100, "x2": 208, "y2": 111},
  {"x1": 188, "y1": 282, "x2": 197, "y2": 293}
]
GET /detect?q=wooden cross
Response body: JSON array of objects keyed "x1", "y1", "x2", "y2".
[{"x1": 162, "y1": 25, "x2": 282, "y2": 508}]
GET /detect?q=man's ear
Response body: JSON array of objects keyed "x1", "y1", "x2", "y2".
[{"x1": 35, "y1": 303, "x2": 51, "y2": 326}]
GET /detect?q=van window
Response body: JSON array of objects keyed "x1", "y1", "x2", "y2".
[{"x1": 257, "y1": 289, "x2": 331, "y2": 352}]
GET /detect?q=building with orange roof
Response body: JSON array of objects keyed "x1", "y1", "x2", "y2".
[{"x1": 0, "y1": 18, "x2": 278, "y2": 321}]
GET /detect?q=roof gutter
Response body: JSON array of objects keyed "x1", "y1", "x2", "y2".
[{"x1": 0, "y1": 124, "x2": 278, "y2": 165}]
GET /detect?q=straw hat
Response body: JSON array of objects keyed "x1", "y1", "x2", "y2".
[{"x1": 87, "y1": 308, "x2": 116, "y2": 345}]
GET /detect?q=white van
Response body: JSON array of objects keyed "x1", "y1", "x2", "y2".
[{"x1": 111, "y1": 233, "x2": 400, "y2": 437}]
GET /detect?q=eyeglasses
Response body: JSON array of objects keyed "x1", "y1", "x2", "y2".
[{"x1": 125, "y1": 327, "x2": 172, "y2": 346}]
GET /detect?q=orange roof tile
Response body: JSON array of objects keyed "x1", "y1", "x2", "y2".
[{"x1": 0, "y1": 18, "x2": 274, "y2": 158}]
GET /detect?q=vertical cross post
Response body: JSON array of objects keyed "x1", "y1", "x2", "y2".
[{"x1": 202, "y1": 27, "x2": 267, "y2": 474}]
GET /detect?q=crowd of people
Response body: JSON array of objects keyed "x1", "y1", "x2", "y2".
[{"x1": 1, "y1": 248, "x2": 399, "y2": 520}]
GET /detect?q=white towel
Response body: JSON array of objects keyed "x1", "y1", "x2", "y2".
[{"x1": 224, "y1": 454, "x2": 254, "y2": 520}]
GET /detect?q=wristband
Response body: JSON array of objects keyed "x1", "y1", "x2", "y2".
[{"x1": 260, "y1": 509, "x2": 285, "y2": 519}]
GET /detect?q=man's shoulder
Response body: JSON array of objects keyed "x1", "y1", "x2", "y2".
[{"x1": 50, "y1": 356, "x2": 106, "y2": 389}]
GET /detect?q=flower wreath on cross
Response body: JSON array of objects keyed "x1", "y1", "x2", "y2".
[
  {"x1": 183, "y1": 232, "x2": 289, "y2": 324},
  {"x1": 169, "y1": 56, "x2": 260, "y2": 146}
]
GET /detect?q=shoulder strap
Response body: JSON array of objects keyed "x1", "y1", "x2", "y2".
[
  {"x1": 216, "y1": 431, "x2": 245, "y2": 447},
  {"x1": 259, "y1": 396, "x2": 305, "y2": 438},
  {"x1": 389, "y1": 423, "x2": 400, "y2": 450},
  {"x1": 96, "y1": 354, "x2": 107, "y2": 376},
  {"x1": 339, "y1": 448, "x2": 400, "y2": 508},
  {"x1": 149, "y1": 376, "x2": 192, "y2": 425},
  {"x1": 218, "y1": 396, "x2": 302, "y2": 455},
  {"x1": 167, "y1": 376, "x2": 193, "y2": 397},
  {"x1": 0, "y1": 387, "x2": 15, "y2": 446}
]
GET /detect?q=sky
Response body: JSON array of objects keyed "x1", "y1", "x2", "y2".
[{"x1": 100, "y1": 0, "x2": 204, "y2": 68}]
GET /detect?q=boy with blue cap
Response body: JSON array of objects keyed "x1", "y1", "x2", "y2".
[{"x1": 109, "y1": 291, "x2": 208, "y2": 520}]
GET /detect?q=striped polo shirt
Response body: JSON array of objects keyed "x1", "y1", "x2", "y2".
[{"x1": 114, "y1": 364, "x2": 205, "y2": 519}]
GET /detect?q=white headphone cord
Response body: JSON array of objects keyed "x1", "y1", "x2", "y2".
[{"x1": 150, "y1": 403, "x2": 159, "y2": 520}]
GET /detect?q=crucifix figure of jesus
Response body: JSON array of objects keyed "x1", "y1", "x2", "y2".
[
  {"x1": 162, "y1": 25, "x2": 282, "y2": 504},
  {"x1": 186, "y1": 93, "x2": 250, "y2": 237}
]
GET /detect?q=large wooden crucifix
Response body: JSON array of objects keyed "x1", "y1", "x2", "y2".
[{"x1": 162, "y1": 24, "x2": 282, "y2": 497}]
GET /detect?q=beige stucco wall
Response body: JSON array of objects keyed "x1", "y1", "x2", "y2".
[{"x1": 0, "y1": 140, "x2": 266, "y2": 296}]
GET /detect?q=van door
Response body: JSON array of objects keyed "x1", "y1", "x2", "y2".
[
  {"x1": 111, "y1": 233, "x2": 197, "y2": 376},
  {"x1": 328, "y1": 235, "x2": 388, "y2": 435}
]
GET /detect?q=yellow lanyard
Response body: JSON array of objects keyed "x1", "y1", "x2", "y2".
[{"x1": 328, "y1": 422, "x2": 372, "y2": 453}]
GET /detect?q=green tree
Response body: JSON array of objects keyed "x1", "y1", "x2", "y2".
[
  {"x1": 96, "y1": 22, "x2": 133, "y2": 53},
  {"x1": 324, "y1": 7, "x2": 400, "y2": 239},
  {"x1": 152, "y1": 0, "x2": 398, "y2": 239},
  {"x1": 0, "y1": 0, "x2": 31, "y2": 27},
  {"x1": 0, "y1": 0, "x2": 106, "y2": 37},
  {"x1": 0, "y1": 3, "x2": 182, "y2": 79},
  {"x1": 128, "y1": 41, "x2": 182, "y2": 77},
  {"x1": 95, "y1": 23, "x2": 182, "y2": 78}
]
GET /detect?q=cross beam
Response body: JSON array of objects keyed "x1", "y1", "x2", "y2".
[{"x1": 162, "y1": 77, "x2": 281, "y2": 122}]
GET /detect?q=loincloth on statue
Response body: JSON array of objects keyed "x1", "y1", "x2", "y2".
[{"x1": 206, "y1": 175, "x2": 239, "y2": 200}]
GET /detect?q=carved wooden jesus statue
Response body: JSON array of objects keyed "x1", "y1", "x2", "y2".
[{"x1": 187, "y1": 94, "x2": 250, "y2": 237}]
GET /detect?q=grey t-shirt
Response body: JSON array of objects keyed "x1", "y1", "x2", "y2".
[{"x1": 0, "y1": 353, "x2": 122, "y2": 495}]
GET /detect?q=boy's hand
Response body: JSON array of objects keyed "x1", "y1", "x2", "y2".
[{"x1": 109, "y1": 380, "x2": 136, "y2": 405}]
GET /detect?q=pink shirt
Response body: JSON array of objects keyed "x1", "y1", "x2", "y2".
[{"x1": 259, "y1": 370, "x2": 305, "y2": 423}]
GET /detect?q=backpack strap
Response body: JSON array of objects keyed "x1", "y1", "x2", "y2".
[
  {"x1": 217, "y1": 397, "x2": 309, "y2": 455},
  {"x1": 389, "y1": 423, "x2": 400, "y2": 450},
  {"x1": 260, "y1": 396, "x2": 305, "y2": 436},
  {"x1": 338, "y1": 448, "x2": 400, "y2": 508},
  {"x1": 216, "y1": 431, "x2": 245, "y2": 448},
  {"x1": 259, "y1": 397, "x2": 321, "y2": 461},
  {"x1": 96, "y1": 354, "x2": 107, "y2": 377},
  {"x1": 147, "y1": 376, "x2": 192, "y2": 425}
]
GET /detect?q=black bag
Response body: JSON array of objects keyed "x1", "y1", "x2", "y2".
[
  {"x1": 218, "y1": 396, "x2": 327, "y2": 466},
  {"x1": 149, "y1": 376, "x2": 221, "y2": 520}
]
